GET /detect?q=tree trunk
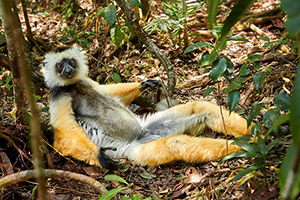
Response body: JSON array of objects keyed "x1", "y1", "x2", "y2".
[
  {"x1": 181, "y1": 0, "x2": 189, "y2": 48},
  {"x1": 0, "y1": 2, "x2": 27, "y2": 122},
  {"x1": 115, "y1": 0, "x2": 176, "y2": 94},
  {"x1": 0, "y1": 0, "x2": 47, "y2": 199},
  {"x1": 21, "y1": 0, "x2": 33, "y2": 41}
]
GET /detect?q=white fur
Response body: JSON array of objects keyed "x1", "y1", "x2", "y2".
[{"x1": 41, "y1": 44, "x2": 89, "y2": 88}]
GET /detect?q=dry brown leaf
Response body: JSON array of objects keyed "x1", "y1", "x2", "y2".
[{"x1": 0, "y1": 152, "x2": 14, "y2": 176}]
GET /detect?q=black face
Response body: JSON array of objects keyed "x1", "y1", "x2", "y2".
[{"x1": 56, "y1": 58, "x2": 77, "y2": 79}]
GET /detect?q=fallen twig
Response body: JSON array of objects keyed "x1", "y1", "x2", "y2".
[
  {"x1": 0, "y1": 169, "x2": 107, "y2": 194},
  {"x1": 0, "y1": 131, "x2": 34, "y2": 165}
]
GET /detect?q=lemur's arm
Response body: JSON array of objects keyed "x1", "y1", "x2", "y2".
[
  {"x1": 87, "y1": 79, "x2": 161, "y2": 105},
  {"x1": 50, "y1": 95, "x2": 114, "y2": 167}
]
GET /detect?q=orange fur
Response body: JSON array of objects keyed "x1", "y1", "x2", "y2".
[
  {"x1": 98, "y1": 83, "x2": 141, "y2": 105},
  {"x1": 88, "y1": 79, "x2": 141, "y2": 105},
  {"x1": 134, "y1": 135, "x2": 241, "y2": 166},
  {"x1": 50, "y1": 96, "x2": 101, "y2": 166}
]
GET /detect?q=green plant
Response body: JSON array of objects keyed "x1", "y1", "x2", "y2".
[
  {"x1": 0, "y1": 70, "x2": 13, "y2": 90},
  {"x1": 59, "y1": 25, "x2": 92, "y2": 48},
  {"x1": 58, "y1": 0, "x2": 79, "y2": 20},
  {"x1": 220, "y1": 90, "x2": 290, "y2": 184},
  {"x1": 144, "y1": 0, "x2": 203, "y2": 47},
  {"x1": 98, "y1": 174, "x2": 153, "y2": 200},
  {"x1": 103, "y1": 4, "x2": 135, "y2": 48},
  {"x1": 184, "y1": 0, "x2": 298, "y2": 195},
  {"x1": 222, "y1": 135, "x2": 280, "y2": 183},
  {"x1": 278, "y1": 1, "x2": 300, "y2": 198}
]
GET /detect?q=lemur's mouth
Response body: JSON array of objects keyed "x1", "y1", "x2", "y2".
[{"x1": 67, "y1": 74, "x2": 74, "y2": 79}]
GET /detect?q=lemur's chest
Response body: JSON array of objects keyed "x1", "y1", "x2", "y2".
[{"x1": 69, "y1": 81, "x2": 142, "y2": 141}]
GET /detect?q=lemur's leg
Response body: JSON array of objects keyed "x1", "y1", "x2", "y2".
[
  {"x1": 160, "y1": 100, "x2": 252, "y2": 137},
  {"x1": 132, "y1": 100, "x2": 250, "y2": 166},
  {"x1": 134, "y1": 135, "x2": 241, "y2": 166},
  {"x1": 50, "y1": 95, "x2": 101, "y2": 166}
]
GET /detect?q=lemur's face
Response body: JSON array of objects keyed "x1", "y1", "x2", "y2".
[
  {"x1": 42, "y1": 44, "x2": 89, "y2": 88},
  {"x1": 55, "y1": 58, "x2": 77, "y2": 79}
]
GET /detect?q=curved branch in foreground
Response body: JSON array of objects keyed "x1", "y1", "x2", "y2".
[{"x1": 0, "y1": 169, "x2": 107, "y2": 194}]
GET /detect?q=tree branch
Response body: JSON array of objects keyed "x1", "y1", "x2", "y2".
[
  {"x1": 0, "y1": 169, "x2": 107, "y2": 194},
  {"x1": 115, "y1": 0, "x2": 176, "y2": 94}
]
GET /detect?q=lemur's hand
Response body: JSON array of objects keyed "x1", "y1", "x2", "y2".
[
  {"x1": 140, "y1": 80, "x2": 162, "y2": 91},
  {"x1": 98, "y1": 147, "x2": 117, "y2": 169}
]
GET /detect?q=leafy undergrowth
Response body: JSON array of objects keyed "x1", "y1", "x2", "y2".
[{"x1": 0, "y1": 0, "x2": 297, "y2": 199}]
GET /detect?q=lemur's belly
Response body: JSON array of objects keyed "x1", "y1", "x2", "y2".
[{"x1": 77, "y1": 120, "x2": 140, "y2": 159}]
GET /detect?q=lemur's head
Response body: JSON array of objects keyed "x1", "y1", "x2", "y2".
[{"x1": 42, "y1": 44, "x2": 88, "y2": 88}]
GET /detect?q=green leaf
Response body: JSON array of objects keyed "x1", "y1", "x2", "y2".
[
  {"x1": 198, "y1": 51, "x2": 216, "y2": 67},
  {"x1": 227, "y1": 90, "x2": 240, "y2": 114},
  {"x1": 266, "y1": 138, "x2": 280, "y2": 153},
  {"x1": 98, "y1": 187, "x2": 129, "y2": 200},
  {"x1": 230, "y1": 166, "x2": 259, "y2": 182},
  {"x1": 227, "y1": 35, "x2": 249, "y2": 42},
  {"x1": 246, "y1": 103, "x2": 264, "y2": 128},
  {"x1": 212, "y1": 25, "x2": 223, "y2": 40},
  {"x1": 66, "y1": 7, "x2": 72, "y2": 19},
  {"x1": 130, "y1": 0, "x2": 142, "y2": 8},
  {"x1": 281, "y1": 0, "x2": 300, "y2": 36},
  {"x1": 207, "y1": 0, "x2": 220, "y2": 29},
  {"x1": 0, "y1": 33, "x2": 6, "y2": 43},
  {"x1": 247, "y1": 54, "x2": 262, "y2": 63},
  {"x1": 239, "y1": 64, "x2": 250, "y2": 76},
  {"x1": 259, "y1": 36, "x2": 270, "y2": 42},
  {"x1": 253, "y1": 72, "x2": 265, "y2": 91},
  {"x1": 263, "y1": 108, "x2": 280, "y2": 129},
  {"x1": 105, "y1": 5, "x2": 116, "y2": 26},
  {"x1": 151, "y1": 192, "x2": 162, "y2": 200},
  {"x1": 265, "y1": 114, "x2": 290, "y2": 138},
  {"x1": 111, "y1": 72, "x2": 122, "y2": 83},
  {"x1": 223, "y1": 57, "x2": 234, "y2": 81},
  {"x1": 203, "y1": 87, "x2": 217, "y2": 98},
  {"x1": 41, "y1": 107, "x2": 49, "y2": 113},
  {"x1": 139, "y1": 167, "x2": 156, "y2": 179},
  {"x1": 183, "y1": 42, "x2": 213, "y2": 54},
  {"x1": 4, "y1": 74, "x2": 12, "y2": 90},
  {"x1": 95, "y1": 8, "x2": 105, "y2": 17},
  {"x1": 130, "y1": 195, "x2": 142, "y2": 200},
  {"x1": 254, "y1": 63, "x2": 261, "y2": 69},
  {"x1": 221, "y1": 152, "x2": 254, "y2": 162},
  {"x1": 290, "y1": 65, "x2": 300, "y2": 144},
  {"x1": 223, "y1": 76, "x2": 248, "y2": 93},
  {"x1": 233, "y1": 136, "x2": 252, "y2": 143},
  {"x1": 279, "y1": 143, "x2": 300, "y2": 199},
  {"x1": 217, "y1": 0, "x2": 255, "y2": 49},
  {"x1": 209, "y1": 58, "x2": 227, "y2": 81},
  {"x1": 234, "y1": 139, "x2": 257, "y2": 154},
  {"x1": 251, "y1": 123, "x2": 262, "y2": 138},
  {"x1": 274, "y1": 93, "x2": 291, "y2": 112},
  {"x1": 110, "y1": 25, "x2": 123, "y2": 47},
  {"x1": 255, "y1": 136, "x2": 266, "y2": 156},
  {"x1": 104, "y1": 174, "x2": 129, "y2": 186}
]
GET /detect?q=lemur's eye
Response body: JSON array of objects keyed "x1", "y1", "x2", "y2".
[
  {"x1": 56, "y1": 64, "x2": 62, "y2": 70},
  {"x1": 70, "y1": 58, "x2": 76, "y2": 66}
]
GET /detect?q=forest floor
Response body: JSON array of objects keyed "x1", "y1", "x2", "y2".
[{"x1": 0, "y1": 0, "x2": 297, "y2": 199}]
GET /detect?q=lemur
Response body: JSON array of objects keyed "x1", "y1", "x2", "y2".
[{"x1": 42, "y1": 44, "x2": 252, "y2": 168}]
